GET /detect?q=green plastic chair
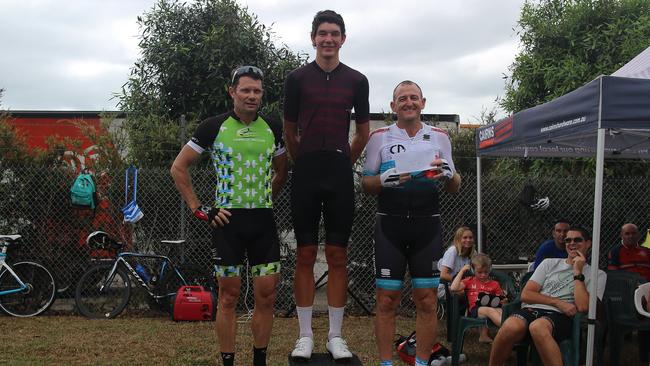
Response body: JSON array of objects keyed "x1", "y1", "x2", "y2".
[
  {"x1": 450, "y1": 270, "x2": 516, "y2": 366},
  {"x1": 441, "y1": 280, "x2": 460, "y2": 342},
  {"x1": 604, "y1": 271, "x2": 650, "y2": 366}
]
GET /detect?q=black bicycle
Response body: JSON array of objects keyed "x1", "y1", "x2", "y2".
[{"x1": 74, "y1": 231, "x2": 215, "y2": 319}]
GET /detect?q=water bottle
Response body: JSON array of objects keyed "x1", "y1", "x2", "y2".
[{"x1": 135, "y1": 263, "x2": 151, "y2": 283}]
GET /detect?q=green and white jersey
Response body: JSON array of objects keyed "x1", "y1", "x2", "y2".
[{"x1": 188, "y1": 111, "x2": 285, "y2": 209}]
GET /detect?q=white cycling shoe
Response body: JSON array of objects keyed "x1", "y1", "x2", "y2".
[
  {"x1": 326, "y1": 336, "x2": 352, "y2": 360},
  {"x1": 291, "y1": 336, "x2": 314, "y2": 360}
]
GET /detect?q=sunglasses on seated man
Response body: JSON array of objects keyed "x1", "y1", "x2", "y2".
[
  {"x1": 231, "y1": 65, "x2": 264, "y2": 84},
  {"x1": 564, "y1": 236, "x2": 585, "y2": 244}
]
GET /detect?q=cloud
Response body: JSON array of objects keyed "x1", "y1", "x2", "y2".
[{"x1": 1, "y1": 0, "x2": 524, "y2": 121}]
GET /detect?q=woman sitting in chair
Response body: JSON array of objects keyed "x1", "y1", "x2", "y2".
[
  {"x1": 450, "y1": 253, "x2": 504, "y2": 343},
  {"x1": 439, "y1": 227, "x2": 477, "y2": 294}
]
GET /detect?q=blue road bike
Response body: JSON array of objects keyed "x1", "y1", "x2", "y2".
[{"x1": 0, "y1": 235, "x2": 56, "y2": 317}]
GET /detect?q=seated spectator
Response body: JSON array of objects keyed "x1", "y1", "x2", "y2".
[
  {"x1": 607, "y1": 222, "x2": 650, "y2": 363},
  {"x1": 607, "y1": 223, "x2": 650, "y2": 282},
  {"x1": 489, "y1": 226, "x2": 606, "y2": 366},
  {"x1": 531, "y1": 219, "x2": 570, "y2": 270},
  {"x1": 438, "y1": 226, "x2": 476, "y2": 297},
  {"x1": 450, "y1": 253, "x2": 504, "y2": 343}
]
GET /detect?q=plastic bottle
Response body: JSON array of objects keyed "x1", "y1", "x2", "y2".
[{"x1": 135, "y1": 263, "x2": 151, "y2": 283}]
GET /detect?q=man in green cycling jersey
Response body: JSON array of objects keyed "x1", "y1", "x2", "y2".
[{"x1": 171, "y1": 66, "x2": 287, "y2": 366}]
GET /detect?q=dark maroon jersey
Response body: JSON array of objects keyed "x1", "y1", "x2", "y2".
[{"x1": 283, "y1": 61, "x2": 370, "y2": 157}]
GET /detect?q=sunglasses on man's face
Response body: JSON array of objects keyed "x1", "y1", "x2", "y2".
[
  {"x1": 231, "y1": 66, "x2": 264, "y2": 84},
  {"x1": 564, "y1": 237, "x2": 585, "y2": 244}
]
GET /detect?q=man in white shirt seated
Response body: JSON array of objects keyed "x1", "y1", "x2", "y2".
[{"x1": 489, "y1": 226, "x2": 606, "y2": 366}]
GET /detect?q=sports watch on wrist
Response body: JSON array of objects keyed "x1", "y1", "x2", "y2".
[{"x1": 573, "y1": 274, "x2": 585, "y2": 281}]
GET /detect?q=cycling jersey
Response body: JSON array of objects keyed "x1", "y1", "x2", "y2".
[
  {"x1": 188, "y1": 111, "x2": 285, "y2": 209},
  {"x1": 607, "y1": 244, "x2": 650, "y2": 281},
  {"x1": 283, "y1": 61, "x2": 370, "y2": 157},
  {"x1": 363, "y1": 123, "x2": 456, "y2": 216}
]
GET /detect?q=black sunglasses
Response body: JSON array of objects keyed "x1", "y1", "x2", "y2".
[
  {"x1": 231, "y1": 66, "x2": 264, "y2": 84},
  {"x1": 564, "y1": 237, "x2": 585, "y2": 244}
]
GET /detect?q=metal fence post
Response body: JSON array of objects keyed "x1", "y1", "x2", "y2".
[{"x1": 179, "y1": 114, "x2": 187, "y2": 242}]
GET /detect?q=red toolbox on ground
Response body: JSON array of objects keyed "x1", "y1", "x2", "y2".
[{"x1": 171, "y1": 286, "x2": 216, "y2": 321}]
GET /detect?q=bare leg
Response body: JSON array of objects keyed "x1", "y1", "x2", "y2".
[
  {"x1": 375, "y1": 289, "x2": 401, "y2": 361},
  {"x1": 325, "y1": 245, "x2": 348, "y2": 307},
  {"x1": 481, "y1": 307, "x2": 503, "y2": 326},
  {"x1": 477, "y1": 307, "x2": 504, "y2": 343},
  {"x1": 216, "y1": 276, "x2": 241, "y2": 352},
  {"x1": 412, "y1": 288, "x2": 438, "y2": 362},
  {"x1": 488, "y1": 316, "x2": 527, "y2": 366},
  {"x1": 294, "y1": 246, "x2": 317, "y2": 306},
  {"x1": 251, "y1": 274, "x2": 279, "y2": 348},
  {"x1": 529, "y1": 318, "x2": 562, "y2": 366}
]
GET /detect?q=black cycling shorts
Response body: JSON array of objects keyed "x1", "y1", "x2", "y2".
[
  {"x1": 290, "y1": 151, "x2": 354, "y2": 247},
  {"x1": 374, "y1": 214, "x2": 443, "y2": 289},
  {"x1": 211, "y1": 208, "x2": 280, "y2": 277},
  {"x1": 511, "y1": 307, "x2": 572, "y2": 342}
]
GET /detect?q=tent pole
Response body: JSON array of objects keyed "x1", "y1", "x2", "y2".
[
  {"x1": 586, "y1": 120, "x2": 606, "y2": 365},
  {"x1": 477, "y1": 156, "x2": 482, "y2": 253}
]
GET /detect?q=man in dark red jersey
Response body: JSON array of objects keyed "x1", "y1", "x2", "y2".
[
  {"x1": 284, "y1": 9, "x2": 369, "y2": 362},
  {"x1": 608, "y1": 223, "x2": 650, "y2": 281}
]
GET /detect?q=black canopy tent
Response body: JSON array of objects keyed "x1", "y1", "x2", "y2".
[{"x1": 474, "y1": 47, "x2": 650, "y2": 366}]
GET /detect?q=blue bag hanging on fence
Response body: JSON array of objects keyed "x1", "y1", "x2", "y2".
[
  {"x1": 71, "y1": 171, "x2": 97, "y2": 209},
  {"x1": 122, "y1": 166, "x2": 144, "y2": 223}
]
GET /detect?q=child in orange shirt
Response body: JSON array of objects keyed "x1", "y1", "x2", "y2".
[{"x1": 450, "y1": 253, "x2": 504, "y2": 343}]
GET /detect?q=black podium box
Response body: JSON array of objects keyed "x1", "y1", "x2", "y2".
[{"x1": 288, "y1": 353, "x2": 363, "y2": 365}]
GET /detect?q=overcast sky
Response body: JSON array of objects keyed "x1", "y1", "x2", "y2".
[{"x1": 0, "y1": 0, "x2": 526, "y2": 123}]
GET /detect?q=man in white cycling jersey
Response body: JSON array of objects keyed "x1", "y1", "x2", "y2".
[{"x1": 362, "y1": 80, "x2": 461, "y2": 366}]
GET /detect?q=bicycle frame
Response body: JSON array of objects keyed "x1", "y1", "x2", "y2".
[
  {"x1": 0, "y1": 252, "x2": 28, "y2": 296},
  {"x1": 100, "y1": 251, "x2": 189, "y2": 299}
]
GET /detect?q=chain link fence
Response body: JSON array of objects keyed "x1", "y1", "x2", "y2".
[{"x1": 1, "y1": 159, "x2": 648, "y2": 315}]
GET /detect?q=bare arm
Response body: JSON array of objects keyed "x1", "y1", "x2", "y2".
[
  {"x1": 171, "y1": 145, "x2": 231, "y2": 226},
  {"x1": 361, "y1": 175, "x2": 382, "y2": 195},
  {"x1": 571, "y1": 251, "x2": 590, "y2": 312},
  {"x1": 572, "y1": 279, "x2": 589, "y2": 312},
  {"x1": 444, "y1": 172, "x2": 461, "y2": 193},
  {"x1": 521, "y1": 280, "x2": 578, "y2": 316},
  {"x1": 450, "y1": 264, "x2": 471, "y2": 292},
  {"x1": 350, "y1": 122, "x2": 369, "y2": 164},
  {"x1": 283, "y1": 120, "x2": 299, "y2": 162},
  {"x1": 170, "y1": 145, "x2": 202, "y2": 212},
  {"x1": 439, "y1": 266, "x2": 454, "y2": 283},
  {"x1": 271, "y1": 152, "x2": 288, "y2": 200}
]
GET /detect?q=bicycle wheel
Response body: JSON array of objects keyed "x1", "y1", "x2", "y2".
[
  {"x1": 75, "y1": 263, "x2": 131, "y2": 319},
  {"x1": 180, "y1": 264, "x2": 217, "y2": 294},
  {"x1": 0, "y1": 261, "x2": 56, "y2": 317},
  {"x1": 437, "y1": 299, "x2": 445, "y2": 320}
]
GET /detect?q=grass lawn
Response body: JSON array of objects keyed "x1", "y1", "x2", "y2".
[{"x1": 0, "y1": 313, "x2": 642, "y2": 365}]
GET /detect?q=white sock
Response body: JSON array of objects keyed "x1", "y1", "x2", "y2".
[
  {"x1": 296, "y1": 306, "x2": 313, "y2": 338},
  {"x1": 328, "y1": 305, "x2": 345, "y2": 340}
]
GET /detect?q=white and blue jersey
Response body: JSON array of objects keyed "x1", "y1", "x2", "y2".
[
  {"x1": 363, "y1": 123, "x2": 456, "y2": 216},
  {"x1": 365, "y1": 122, "x2": 454, "y2": 290}
]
